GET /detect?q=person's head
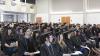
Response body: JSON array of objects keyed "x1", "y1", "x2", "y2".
[
  {"x1": 70, "y1": 31, "x2": 76, "y2": 37},
  {"x1": 44, "y1": 28, "x2": 48, "y2": 33},
  {"x1": 93, "y1": 24, "x2": 96, "y2": 26},
  {"x1": 45, "y1": 34, "x2": 53, "y2": 43},
  {"x1": 32, "y1": 31, "x2": 39, "y2": 38},
  {"x1": 58, "y1": 34, "x2": 66, "y2": 48},
  {"x1": 19, "y1": 28, "x2": 23, "y2": 34},
  {"x1": 25, "y1": 29, "x2": 32, "y2": 37},
  {"x1": 47, "y1": 26, "x2": 51, "y2": 31},
  {"x1": 58, "y1": 34, "x2": 64, "y2": 42},
  {"x1": 98, "y1": 32, "x2": 100, "y2": 37}
]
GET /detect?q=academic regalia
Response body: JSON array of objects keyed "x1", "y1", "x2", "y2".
[
  {"x1": 40, "y1": 43, "x2": 62, "y2": 56},
  {"x1": 60, "y1": 25, "x2": 68, "y2": 39},
  {"x1": 56, "y1": 43, "x2": 72, "y2": 54},
  {"x1": 2, "y1": 35, "x2": 18, "y2": 56},
  {"x1": 91, "y1": 26, "x2": 97, "y2": 36},
  {"x1": 70, "y1": 36, "x2": 82, "y2": 51},
  {"x1": 18, "y1": 37, "x2": 38, "y2": 56},
  {"x1": 64, "y1": 39, "x2": 75, "y2": 52},
  {"x1": 95, "y1": 36, "x2": 100, "y2": 48},
  {"x1": 79, "y1": 32, "x2": 87, "y2": 43},
  {"x1": 95, "y1": 28, "x2": 100, "y2": 36}
]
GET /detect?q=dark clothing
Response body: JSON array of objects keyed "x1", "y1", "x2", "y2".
[
  {"x1": 1, "y1": 35, "x2": 18, "y2": 56},
  {"x1": 80, "y1": 33, "x2": 87, "y2": 42},
  {"x1": 95, "y1": 36, "x2": 100, "y2": 48},
  {"x1": 56, "y1": 43, "x2": 72, "y2": 54},
  {"x1": 70, "y1": 36, "x2": 82, "y2": 51},
  {"x1": 18, "y1": 37, "x2": 38, "y2": 56},
  {"x1": 85, "y1": 29, "x2": 91, "y2": 39},
  {"x1": 64, "y1": 39, "x2": 75, "y2": 52},
  {"x1": 80, "y1": 47, "x2": 90, "y2": 56},
  {"x1": 40, "y1": 43, "x2": 62, "y2": 56},
  {"x1": 0, "y1": 32, "x2": 1, "y2": 41},
  {"x1": 92, "y1": 26, "x2": 97, "y2": 36},
  {"x1": 95, "y1": 28, "x2": 100, "y2": 36}
]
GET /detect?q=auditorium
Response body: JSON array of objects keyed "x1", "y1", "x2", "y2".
[{"x1": 0, "y1": 0, "x2": 100, "y2": 56}]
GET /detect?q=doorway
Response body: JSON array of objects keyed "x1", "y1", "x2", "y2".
[
  {"x1": 36, "y1": 17, "x2": 42, "y2": 24},
  {"x1": 61, "y1": 16, "x2": 70, "y2": 24}
]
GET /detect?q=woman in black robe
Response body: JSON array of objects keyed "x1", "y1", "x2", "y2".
[
  {"x1": 70, "y1": 31, "x2": 82, "y2": 51},
  {"x1": 18, "y1": 29, "x2": 39, "y2": 56},
  {"x1": 1, "y1": 28, "x2": 18, "y2": 56},
  {"x1": 56, "y1": 34, "x2": 72, "y2": 54}
]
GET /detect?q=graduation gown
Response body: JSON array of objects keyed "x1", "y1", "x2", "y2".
[
  {"x1": 1, "y1": 35, "x2": 18, "y2": 56},
  {"x1": 70, "y1": 36, "x2": 82, "y2": 50},
  {"x1": 18, "y1": 37, "x2": 38, "y2": 56},
  {"x1": 40, "y1": 43, "x2": 62, "y2": 56}
]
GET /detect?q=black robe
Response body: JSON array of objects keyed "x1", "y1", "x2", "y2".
[
  {"x1": 40, "y1": 43, "x2": 62, "y2": 56},
  {"x1": 1, "y1": 35, "x2": 18, "y2": 56},
  {"x1": 18, "y1": 37, "x2": 38, "y2": 56},
  {"x1": 70, "y1": 36, "x2": 82, "y2": 51}
]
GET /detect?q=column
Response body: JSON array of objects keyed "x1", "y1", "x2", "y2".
[{"x1": 83, "y1": 0, "x2": 88, "y2": 24}]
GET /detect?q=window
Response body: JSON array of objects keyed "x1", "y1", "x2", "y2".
[
  {"x1": 0, "y1": 0, "x2": 5, "y2": 4},
  {"x1": 20, "y1": 0, "x2": 36, "y2": 4}
]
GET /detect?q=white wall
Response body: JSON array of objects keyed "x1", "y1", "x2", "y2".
[
  {"x1": 52, "y1": 0, "x2": 83, "y2": 12},
  {"x1": 87, "y1": 13, "x2": 100, "y2": 24},
  {"x1": 50, "y1": 14, "x2": 83, "y2": 25},
  {"x1": 36, "y1": 0, "x2": 100, "y2": 24},
  {"x1": 36, "y1": 0, "x2": 50, "y2": 23},
  {"x1": 87, "y1": 0, "x2": 100, "y2": 10},
  {"x1": 36, "y1": 14, "x2": 49, "y2": 23},
  {"x1": 36, "y1": 0, "x2": 49, "y2": 13},
  {"x1": 36, "y1": 0, "x2": 84, "y2": 24}
]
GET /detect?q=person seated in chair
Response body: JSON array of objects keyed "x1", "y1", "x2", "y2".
[
  {"x1": 40, "y1": 34, "x2": 62, "y2": 56},
  {"x1": 1, "y1": 28, "x2": 18, "y2": 56},
  {"x1": 18, "y1": 29, "x2": 39, "y2": 56}
]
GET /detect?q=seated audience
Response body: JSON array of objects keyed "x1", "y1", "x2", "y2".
[{"x1": 0, "y1": 22, "x2": 100, "y2": 56}]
